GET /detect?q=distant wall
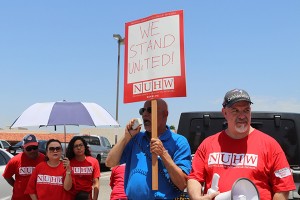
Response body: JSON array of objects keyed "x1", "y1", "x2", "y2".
[{"x1": 1, "y1": 127, "x2": 125, "y2": 145}]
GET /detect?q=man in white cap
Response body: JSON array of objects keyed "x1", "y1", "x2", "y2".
[
  {"x1": 187, "y1": 89, "x2": 295, "y2": 200},
  {"x1": 2, "y1": 134, "x2": 45, "y2": 200}
]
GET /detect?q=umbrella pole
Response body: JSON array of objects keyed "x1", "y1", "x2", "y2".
[{"x1": 64, "y1": 125, "x2": 66, "y2": 156}]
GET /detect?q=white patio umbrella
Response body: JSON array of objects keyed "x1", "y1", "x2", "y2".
[{"x1": 10, "y1": 101, "x2": 119, "y2": 151}]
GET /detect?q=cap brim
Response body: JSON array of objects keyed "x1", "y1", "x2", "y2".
[{"x1": 23, "y1": 142, "x2": 38, "y2": 148}]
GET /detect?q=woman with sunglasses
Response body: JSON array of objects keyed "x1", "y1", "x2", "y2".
[
  {"x1": 66, "y1": 136, "x2": 100, "y2": 200},
  {"x1": 25, "y1": 139, "x2": 74, "y2": 200}
]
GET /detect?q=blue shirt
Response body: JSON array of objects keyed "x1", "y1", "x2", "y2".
[{"x1": 120, "y1": 126, "x2": 191, "y2": 199}]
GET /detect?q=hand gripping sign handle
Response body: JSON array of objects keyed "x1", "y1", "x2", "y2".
[
  {"x1": 152, "y1": 99, "x2": 158, "y2": 190},
  {"x1": 207, "y1": 173, "x2": 220, "y2": 194}
]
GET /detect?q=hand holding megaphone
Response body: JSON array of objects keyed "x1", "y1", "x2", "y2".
[{"x1": 207, "y1": 173, "x2": 259, "y2": 200}]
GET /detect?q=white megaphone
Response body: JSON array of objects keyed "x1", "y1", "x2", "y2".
[{"x1": 207, "y1": 173, "x2": 260, "y2": 200}]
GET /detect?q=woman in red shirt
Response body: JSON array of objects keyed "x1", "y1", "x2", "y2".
[
  {"x1": 66, "y1": 136, "x2": 100, "y2": 200},
  {"x1": 110, "y1": 164, "x2": 127, "y2": 200},
  {"x1": 25, "y1": 139, "x2": 73, "y2": 200}
]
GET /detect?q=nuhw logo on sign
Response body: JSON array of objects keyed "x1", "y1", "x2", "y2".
[{"x1": 124, "y1": 10, "x2": 186, "y2": 103}]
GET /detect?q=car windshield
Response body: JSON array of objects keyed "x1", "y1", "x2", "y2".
[
  {"x1": 82, "y1": 136, "x2": 100, "y2": 145},
  {"x1": 14, "y1": 141, "x2": 23, "y2": 147},
  {"x1": 101, "y1": 137, "x2": 111, "y2": 148},
  {"x1": 0, "y1": 150, "x2": 12, "y2": 165},
  {"x1": 1, "y1": 141, "x2": 11, "y2": 149},
  {"x1": 38, "y1": 141, "x2": 47, "y2": 149}
]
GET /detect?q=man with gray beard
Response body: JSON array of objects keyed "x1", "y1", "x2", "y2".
[{"x1": 187, "y1": 89, "x2": 295, "y2": 200}]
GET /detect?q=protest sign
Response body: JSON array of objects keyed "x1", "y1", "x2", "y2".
[{"x1": 124, "y1": 10, "x2": 186, "y2": 103}]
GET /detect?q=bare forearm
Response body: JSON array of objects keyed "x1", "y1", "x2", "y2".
[
  {"x1": 106, "y1": 134, "x2": 131, "y2": 167},
  {"x1": 63, "y1": 172, "x2": 72, "y2": 191},
  {"x1": 29, "y1": 194, "x2": 38, "y2": 200},
  {"x1": 106, "y1": 120, "x2": 141, "y2": 167},
  {"x1": 187, "y1": 179, "x2": 203, "y2": 200},
  {"x1": 161, "y1": 151, "x2": 187, "y2": 190},
  {"x1": 273, "y1": 192, "x2": 289, "y2": 200},
  {"x1": 92, "y1": 178, "x2": 99, "y2": 200}
]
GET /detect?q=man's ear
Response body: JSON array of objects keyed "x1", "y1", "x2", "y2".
[
  {"x1": 165, "y1": 110, "x2": 169, "y2": 117},
  {"x1": 222, "y1": 107, "x2": 227, "y2": 117}
]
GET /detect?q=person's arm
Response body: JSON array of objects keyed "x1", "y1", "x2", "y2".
[
  {"x1": 187, "y1": 179, "x2": 219, "y2": 200},
  {"x1": 150, "y1": 137, "x2": 189, "y2": 191},
  {"x1": 64, "y1": 171, "x2": 72, "y2": 191},
  {"x1": 29, "y1": 194, "x2": 38, "y2": 200},
  {"x1": 63, "y1": 158, "x2": 72, "y2": 191},
  {"x1": 187, "y1": 179, "x2": 203, "y2": 199},
  {"x1": 3, "y1": 158, "x2": 16, "y2": 187},
  {"x1": 92, "y1": 177, "x2": 99, "y2": 200},
  {"x1": 4, "y1": 177, "x2": 15, "y2": 187},
  {"x1": 273, "y1": 192, "x2": 289, "y2": 200},
  {"x1": 159, "y1": 148, "x2": 187, "y2": 190},
  {"x1": 106, "y1": 120, "x2": 140, "y2": 167}
]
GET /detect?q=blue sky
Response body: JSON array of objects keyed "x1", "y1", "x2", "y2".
[{"x1": 1, "y1": 1, "x2": 299, "y2": 133}]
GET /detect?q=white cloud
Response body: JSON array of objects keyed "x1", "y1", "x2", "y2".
[{"x1": 251, "y1": 96, "x2": 300, "y2": 113}]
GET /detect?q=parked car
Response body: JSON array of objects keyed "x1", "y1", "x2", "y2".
[
  {"x1": 8, "y1": 141, "x2": 23, "y2": 155},
  {"x1": 0, "y1": 148, "x2": 14, "y2": 199},
  {"x1": 8, "y1": 140, "x2": 51, "y2": 155},
  {"x1": 38, "y1": 140, "x2": 47, "y2": 155},
  {"x1": 0, "y1": 140, "x2": 11, "y2": 150},
  {"x1": 80, "y1": 135, "x2": 112, "y2": 167}
]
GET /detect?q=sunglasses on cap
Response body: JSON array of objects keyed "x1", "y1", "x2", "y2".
[
  {"x1": 48, "y1": 146, "x2": 62, "y2": 152},
  {"x1": 25, "y1": 146, "x2": 38, "y2": 152},
  {"x1": 139, "y1": 107, "x2": 151, "y2": 115}
]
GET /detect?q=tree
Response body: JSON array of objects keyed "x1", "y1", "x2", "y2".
[{"x1": 170, "y1": 125, "x2": 176, "y2": 133}]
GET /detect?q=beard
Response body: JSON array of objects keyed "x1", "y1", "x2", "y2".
[
  {"x1": 235, "y1": 124, "x2": 248, "y2": 133},
  {"x1": 234, "y1": 118, "x2": 249, "y2": 133}
]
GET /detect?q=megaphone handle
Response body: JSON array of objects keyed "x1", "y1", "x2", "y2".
[{"x1": 207, "y1": 173, "x2": 220, "y2": 194}]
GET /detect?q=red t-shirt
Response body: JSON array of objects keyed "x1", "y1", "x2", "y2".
[
  {"x1": 25, "y1": 161, "x2": 73, "y2": 200},
  {"x1": 110, "y1": 164, "x2": 127, "y2": 200},
  {"x1": 2, "y1": 152, "x2": 45, "y2": 200},
  {"x1": 70, "y1": 156, "x2": 100, "y2": 194},
  {"x1": 188, "y1": 129, "x2": 296, "y2": 199}
]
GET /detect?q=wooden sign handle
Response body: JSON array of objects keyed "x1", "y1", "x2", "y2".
[{"x1": 151, "y1": 99, "x2": 158, "y2": 190}]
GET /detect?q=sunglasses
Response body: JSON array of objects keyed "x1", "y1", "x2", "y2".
[
  {"x1": 48, "y1": 146, "x2": 62, "y2": 152},
  {"x1": 25, "y1": 146, "x2": 38, "y2": 152},
  {"x1": 73, "y1": 143, "x2": 84, "y2": 149},
  {"x1": 139, "y1": 107, "x2": 151, "y2": 115}
]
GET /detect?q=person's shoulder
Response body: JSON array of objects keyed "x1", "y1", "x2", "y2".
[
  {"x1": 5, "y1": 153, "x2": 19, "y2": 166},
  {"x1": 35, "y1": 161, "x2": 46, "y2": 168},
  {"x1": 199, "y1": 131, "x2": 222, "y2": 145},
  {"x1": 9, "y1": 152, "x2": 23, "y2": 162},
  {"x1": 171, "y1": 131, "x2": 188, "y2": 141},
  {"x1": 86, "y1": 155, "x2": 97, "y2": 161},
  {"x1": 38, "y1": 152, "x2": 45, "y2": 159},
  {"x1": 252, "y1": 129, "x2": 277, "y2": 142},
  {"x1": 113, "y1": 164, "x2": 126, "y2": 172},
  {"x1": 85, "y1": 156, "x2": 99, "y2": 165}
]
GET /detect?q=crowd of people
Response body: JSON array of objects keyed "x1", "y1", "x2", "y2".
[{"x1": 2, "y1": 89, "x2": 297, "y2": 199}]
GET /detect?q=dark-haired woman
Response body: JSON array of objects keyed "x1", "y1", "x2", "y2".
[
  {"x1": 25, "y1": 139, "x2": 73, "y2": 200},
  {"x1": 66, "y1": 136, "x2": 100, "y2": 200}
]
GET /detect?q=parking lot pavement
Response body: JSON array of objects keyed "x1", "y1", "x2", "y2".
[{"x1": 99, "y1": 170, "x2": 112, "y2": 199}]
